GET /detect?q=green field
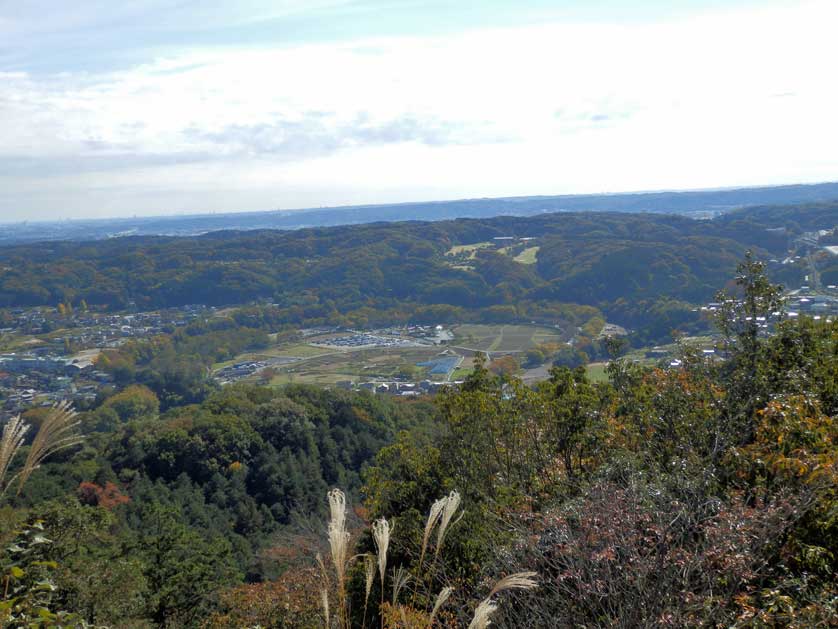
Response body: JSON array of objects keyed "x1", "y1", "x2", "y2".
[
  {"x1": 262, "y1": 343, "x2": 334, "y2": 358},
  {"x1": 585, "y1": 362, "x2": 610, "y2": 383},
  {"x1": 258, "y1": 345, "x2": 450, "y2": 386},
  {"x1": 451, "y1": 324, "x2": 564, "y2": 353},
  {"x1": 451, "y1": 365, "x2": 475, "y2": 380},
  {"x1": 445, "y1": 242, "x2": 493, "y2": 259},
  {"x1": 513, "y1": 246, "x2": 540, "y2": 264}
]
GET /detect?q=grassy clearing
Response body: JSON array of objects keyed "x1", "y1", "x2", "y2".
[
  {"x1": 265, "y1": 343, "x2": 334, "y2": 358},
  {"x1": 0, "y1": 333, "x2": 42, "y2": 351},
  {"x1": 259, "y1": 345, "x2": 448, "y2": 385},
  {"x1": 586, "y1": 362, "x2": 610, "y2": 383},
  {"x1": 212, "y1": 341, "x2": 335, "y2": 370},
  {"x1": 270, "y1": 372, "x2": 356, "y2": 386},
  {"x1": 453, "y1": 324, "x2": 563, "y2": 353},
  {"x1": 445, "y1": 242, "x2": 493, "y2": 259},
  {"x1": 513, "y1": 246, "x2": 540, "y2": 264},
  {"x1": 451, "y1": 366, "x2": 474, "y2": 380}
]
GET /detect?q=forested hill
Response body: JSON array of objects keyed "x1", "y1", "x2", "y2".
[
  {"x1": 4, "y1": 181, "x2": 838, "y2": 245},
  {"x1": 1, "y1": 202, "x2": 836, "y2": 337}
]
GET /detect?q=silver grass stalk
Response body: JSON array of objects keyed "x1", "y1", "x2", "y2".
[
  {"x1": 327, "y1": 489, "x2": 350, "y2": 586},
  {"x1": 488, "y1": 571, "x2": 538, "y2": 597},
  {"x1": 372, "y1": 517, "x2": 390, "y2": 629},
  {"x1": 316, "y1": 552, "x2": 329, "y2": 585},
  {"x1": 0, "y1": 416, "x2": 29, "y2": 491},
  {"x1": 391, "y1": 565, "x2": 410, "y2": 604},
  {"x1": 467, "y1": 598, "x2": 498, "y2": 629},
  {"x1": 326, "y1": 489, "x2": 352, "y2": 629},
  {"x1": 364, "y1": 553, "x2": 375, "y2": 606},
  {"x1": 328, "y1": 488, "x2": 347, "y2": 533},
  {"x1": 362, "y1": 553, "x2": 375, "y2": 629},
  {"x1": 468, "y1": 572, "x2": 538, "y2": 629},
  {"x1": 435, "y1": 490, "x2": 461, "y2": 558},
  {"x1": 419, "y1": 496, "x2": 447, "y2": 568},
  {"x1": 371, "y1": 517, "x2": 390, "y2": 585},
  {"x1": 17, "y1": 401, "x2": 82, "y2": 495},
  {"x1": 321, "y1": 588, "x2": 330, "y2": 628},
  {"x1": 428, "y1": 586, "x2": 453, "y2": 627}
]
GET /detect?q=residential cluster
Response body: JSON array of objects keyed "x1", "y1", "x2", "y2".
[
  {"x1": 311, "y1": 333, "x2": 418, "y2": 349},
  {"x1": 0, "y1": 304, "x2": 212, "y2": 418}
]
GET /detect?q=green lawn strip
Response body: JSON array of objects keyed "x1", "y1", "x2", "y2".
[
  {"x1": 585, "y1": 362, "x2": 610, "y2": 383},
  {"x1": 513, "y1": 246, "x2": 540, "y2": 264},
  {"x1": 451, "y1": 366, "x2": 474, "y2": 380},
  {"x1": 445, "y1": 242, "x2": 493, "y2": 259}
]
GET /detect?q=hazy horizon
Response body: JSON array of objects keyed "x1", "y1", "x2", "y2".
[
  {"x1": 3, "y1": 0, "x2": 837, "y2": 221},
  {"x1": 1, "y1": 178, "x2": 835, "y2": 227}
]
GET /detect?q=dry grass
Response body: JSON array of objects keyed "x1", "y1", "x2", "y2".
[
  {"x1": 419, "y1": 496, "x2": 446, "y2": 570},
  {"x1": 328, "y1": 489, "x2": 350, "y2": 584},
  {"x1": 327, "y1": 488, "x2": 351, "y2": 628},
  {"x1": 17, "y1": 400, "x2": 83, "y2": 495},
  {"x1": 435, "y1": 491, "x2": 461, "y2": 559},
  {"x1": 316, "y1": 488, "x2": 536, "y2": 628},
  {"x1": 467, "y1": 598, "x2": 498, "y2": 629},
  {"x1": 372, "y1": 517, "x2": 391, "y2": 629},
  {"x1": 372, "y1": 518, "x2": 391, "y2": 585},
  {"x1": 0, "y1": 401, "x2": 82, "y2": 496},
  {"x1": 429, "y1": 586, "x2": 453, "y2": 626},
  {"x1": 488, "y1": 572, "x2": 538, "y2": 597},
  {"x1": 320, "y1": 588, "x2": 330, "y2": 628},
  {"x1": 391, "y1": 566, "x2": 410, "y2": 604},
  {"x1": 468, "y1": 572, "x2": 539, "y2": 628},
  {"x1": 363, "y1": 553, "x2": 376, "y2": 627},
  {"x1": 0, "y1": 415, "x2": 29, "y2": 493}
]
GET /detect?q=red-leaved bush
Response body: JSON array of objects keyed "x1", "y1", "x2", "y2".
[
  {"x1": 76, "y1": 481, "x2": 130, "y2": 509},
  {"x1": 493, "y1": 479, "x2": 806, "y2": 628}
]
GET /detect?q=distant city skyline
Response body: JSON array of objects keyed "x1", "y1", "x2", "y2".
[{"x1": 2, "y1": 0, "x2": 836, "y2": 221}]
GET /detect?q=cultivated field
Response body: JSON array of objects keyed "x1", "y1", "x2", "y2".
[
  {"x1": 451, "y1": 324, "x2": 563, "y2": 354},
  {"x1": 216, "y1": 323, "x2": 570, "y2": 387},
  {"x1": 268, "y1": 346, "x2": 446, "y2": 385}
]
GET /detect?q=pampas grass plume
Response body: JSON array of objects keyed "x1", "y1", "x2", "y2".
[
  {"x1": 0, "y1": 415, "x2": 29, "y2": 490},
  {"x1": 488, "y1": 571, "x2": 538, "y2": 597},
  {"x1": 429, "y1": 586, "x2": 453, "y2": 626},
  {"x1": 327, "y1": 489, "x2": 350, "y2": 585},
  {"x1": 420, "y1": 496, "x2": 446, "y2": 567},
  {"x1": 17, "y1": 400, "x2": 82, "y2": 495},
  {"x1": 467, "y1": 598, "x2": 498, "y2": 629},
  {"x1": 364, "y1": 553, "x2": 375, "y2": 605},
  {"x1": 372, "y1": 517, "x2": 390, "y2": 584},
  {"x1": 321, "y1": 588, "x2": 330, "y2": 628},
  {"x1": 435, "y1": 490, "x2": 461, "y2": 557},
  {"x1": 468, "y1": 572, "x2": 538, "y2": 629}
]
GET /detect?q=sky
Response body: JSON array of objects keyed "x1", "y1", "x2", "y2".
[{"x1": 1, "y1": 0, "x2": 837, "y2": 221}]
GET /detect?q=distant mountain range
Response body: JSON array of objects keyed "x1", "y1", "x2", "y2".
[{"x1": 4, "y1": 181, "x2": 838, "y2": 245}]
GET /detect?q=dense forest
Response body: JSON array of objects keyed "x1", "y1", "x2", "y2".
[
  {"x1": 0, "y1": 257, "x2": 835, "y2": 627},
  {"x1": 1, "y1": 202, "x2": 836, "y2": 346}
]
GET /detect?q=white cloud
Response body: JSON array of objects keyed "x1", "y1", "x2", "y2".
[{"x1": 1, "y1": 0, "x2": 837, "y2": 219}]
